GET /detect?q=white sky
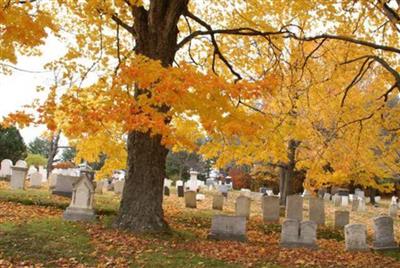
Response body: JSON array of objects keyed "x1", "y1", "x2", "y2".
[{"x1": 0, "y1": 35, "x2": 66, "y2": 144}]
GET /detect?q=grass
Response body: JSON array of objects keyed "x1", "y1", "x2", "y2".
[
  {"x1": 0, "y1": 218, "x2": 95, "y2": 266},
  {"x1": 379, "y1": 250, "x2": 400, "y2": 261},
  {"x1": 0, "y1": 187, "x2": 119, "y2": 215},
  {"x1": 135, "y1": 249, "x2": 242, "y2": 268}
]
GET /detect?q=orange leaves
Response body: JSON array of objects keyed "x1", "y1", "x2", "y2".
[{"x1": 1, "y1": 110, "x2": 34, "y2": 128}]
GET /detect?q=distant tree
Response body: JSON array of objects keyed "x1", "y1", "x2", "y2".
[
  {"x1": 25, "y1": 153, "x2": 47, "y2": 167},
  {"x1": 166, "y1": 151, "x2": 210, "y2": 181},
  {"x1": 0, "y1": 126, "x2": 27, "y2": 163},
  {"x1": 61, "y1": 147, "x2": 76, "y2": 162},
  {"x1": 28, "y1": 137, "x2": 50, "y2": 157}
]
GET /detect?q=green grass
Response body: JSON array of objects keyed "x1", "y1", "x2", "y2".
[
  {"x1": 0, "y1": 218, "x2": 95, "y2": 266},
  {"x1": 0, "y1": 188, "x2": 119, "y2": 215},
  {"x1": 317, "y1": 226, "x2": 344, "y2": 241},
  {"x1": 379, "y1": 250, "x2": 400, "y2": 261},
  {"x1": 135, "y1": 249, "x2": 242, "y2": 268}
]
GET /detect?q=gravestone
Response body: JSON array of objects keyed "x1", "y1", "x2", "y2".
[
  {"x1": 208, "y1": 215, "x2": 247, "y2": 241},
  {"x1": 341, "y1": 196, "x2": 349, "y2": 207},
  {"x1": 280, "y1": 219, "x2": 317, "y2": 248},
  {"x1": 38, "y1": 166, "x2": 47, "y2": 181},
  {"x1": 27, "y1": 166, "x2": 37, "y2": 177},
  {"x1": 323, "y1": 193, "x2": 331, "y2": 201},
  {"x1": 30, "y1": 172, "x2": 43, "y2": 188},
  {"x1": 114, "y1": 180, "x2": 124, "y2": 194},
  {"x1": 333, "y1": 195, "x2": 341, "y2": 207},
  {"x1": 351, "y1": 198, "x2": 359, "y2": 211},
  {"x1": 219, "y1": 184, "x2": 228, "y2": 198},
  {"x1": 286, "y1": 195, "x2": 303, "y2": 221},
  {"x1": 15, "y1": 160, "x2": 27, "y2": 168},
  {"x1": 212, "y1": 194, "x2": 224, "y2": 210},
  {"x1": 345, "y1": 224, "x2": 369, "y2": 251},
  {"x1": 335, "y1": 210, "x2": 350, "y2": 228},
  {"x1": 262, "y1": 196, "x2": 280, "y2": 222},
  {"x1": 164, "y1": 178, "x2": 172, "y2": 188},
  {"x1": 95, "y1": 180, "x2": 106, "y2": 194},
  {"x1": 186, "y1": 170, "x2": 199, "y2": 191},
  {"x1": 177, "y1": 185, "x2": 184, "y2": 197},
  {"x1": 10, "y1": 166, "x2": 28, "y2": 189},
  {"x1": 389, "y1": 204, "x2": 397, "y2": 218},
  {"x1": 357, "y1": 198, "x2": 366, "y2": 212},
  {"x1": 164, "y1": 186, "x2": 170, "y2": 196},
  {"x1": 48, "y1": 173, "x2": 58, "y2": 189},
  {"x1": 372, "y1": 216, "x2": 398, "y2": 250},
  {"x1": 63, "y1": 175, "x2": 96, "y2": 221},
  {"x1": 309, "y1": 197, "x2": 325, "y2": 225},
  {"x1": 52, "y1": 175, "x2": 80, "y2": 197},
  {"x1": 185, "y1": 191, "x2": 197, "y2": 208},
  {"x1": 235, "y1": 196, "x2": 251, "y2": 219},
  {"x1": 0, "y1": 159, "x2": 13, "y2": 179}
]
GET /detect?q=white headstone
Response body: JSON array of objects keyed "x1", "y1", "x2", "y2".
[
  {"x1": 10, "y1": 166, "x2": 28, "y2": 189},
  {"x1": 27, "y1": 166, "x2": 38, "y2": 177},
  {"x1": 0, "y1": 159, "x2": 13, "y2": 177},
  {"x1": 30, "y1": 172, "x2": 43, "y2": 188},
  {"x1": 38, "y1": 166, "x2": 47, "y2": 181},
  {"x1": 15, "y1": 160, "x2": 27, "y2": 168}
]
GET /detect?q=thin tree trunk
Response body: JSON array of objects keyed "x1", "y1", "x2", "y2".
[{"x1": 46, "y1": 131, "x2": 60, "y2": 178}]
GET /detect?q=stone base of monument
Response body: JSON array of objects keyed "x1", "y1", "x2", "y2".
[
  {"x1": 372, "y1": 242, "x2": 399, "y2": 251},
  {"x1": 63, "y1": 207, "x2": 96, "y2": 221}
]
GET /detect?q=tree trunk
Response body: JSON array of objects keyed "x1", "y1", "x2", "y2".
[
  {"x1": 114, "y1": 132, "x2": 169, "y2": 232},
  {"x1": 46, "y1": 131, "x2": 60, "y2": 178},
  {"x1": 114, "y1": 1, "x2": 188, "y2": 232},
  {"x1": 279, "y1": 166, "x2": 287, "y2": 206},
  {"x1": 279, "y1": 139, "x2": 300, "y2": 206}
]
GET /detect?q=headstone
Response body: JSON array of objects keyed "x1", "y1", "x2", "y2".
[
  {"x1": 309, "y1": 197, "x2": 325, "y2": 225},
  {"x1": 208, "y1": 215, "x2": 247, "y2": 241},
  {"x1": 286, "y1": 195, "x2": 303, "y2": 221},
  {"x1": 95, "y1": 180, "x2": 105, "y2": 194},
  {"x1": 114, "y1": 180, "x2": 124, "y2": 194},
  {"x1": 333, "y1": 195, "x2": 341, "y2": 207},
  {"x1": 219, "y1": 184, "x2": 228, "y2": 198},
  {"x1": 27, "y1": 166, "x2": 38, "y2": 177},
  {"x1": 349, "y1": 194, "x2": 354, "y2": 201},
  {"x1": 0, "y1": 159, "x2": 13, "y2": 178},
  {"x1": 262, "y1": 196, "x2": 280, "y2": 222},
  {"x1": 187, "y1": 170, "x2": 199, "y2": 191},
  {"x1": 177, "y1": 185, "x2": 184, "y2": 197},
  {"x1": 280, "y1": 219, "x2": 317, "y2": 248},
  {"x1": 63, "y1": 175, "x2": 96, "y2": 221},
  {"x1": 323, "y1": 193, "x2": 331, "y2": 201},
  {"x1": 351, "y1": 198, "x2": 359, "y2": 211},
  {"x1": 365, "y1": 197, "x2": 371, "y2": 204},
  {"x1": 52, "y1": 175, "x2": 80, "y2": 197},
  {"x1": 372, "y1": 216, "x2": 398, "y2": 250},
  {"x1": 184, "y1": 191, "x2": 197, "y2": 208},
  {"x1": 164, "y1": 178, "x2": 172, "y2": 188},
  {"x1": 30, "y1": 172, "x2": 43, "y2": 188},
  {"x1": 196, "y1": 193, "x2": 205, "y2": 201},
  {"x1": 388, "y1": 204, "x2": 397, "y2": 218},
  {"x1": 235, "y1": 196, "x2": 251, "y2": 219},
  {"x1": 354, "y1": 189, "x2": 365, "y2": 199},
  {"x1": 357, "y1": 198, "x2": 366, "y2": 212},
  {"x1": 10, "y1": 166, "x2": 28, "y2": 189},
  {"x1": 176, "y1": 180, "x2": 183, "y2": 187},
  {"x1": 345, "y1": 224, "x2": 368, "y2": 251},
  {"x1": 335, "y1": 210, "x2": 350, "y2": 228},
  {"x1": 48, "y1": 173, "x2": 58, "y2": 189},
  {"x1": 212, "y1": 194, "x2": 224, "y2": 210},
  {"x1": 164, "y1": 186, "x2": 170, "y2": 196},
  {"x1": 15, "y1": 160, "x2": 27, "y2": 168},
  {"x1": 341, "y1": 196, "x2": 349, "y2": 207},
  {"x1": 375, "y1": 196, "x2": 381, "y2": 203},
  {"x1": 38, "y1": 166, "x2": 47, "y2": 181}
]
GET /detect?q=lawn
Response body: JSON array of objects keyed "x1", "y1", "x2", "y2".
[{"x1": 0, "y1": 182, "x2": 399, "y2": 267}]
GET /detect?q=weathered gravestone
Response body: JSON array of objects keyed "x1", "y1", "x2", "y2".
[
  {"x1": 309, "y1": 197, "x2": 325, "y2": 225},
  {"x1": 323, "y1": 193, "x2": 331, "y2": 201},
  {"x1": 38, "y1": 166, "x2": 47, "y2": 181},
  {"x1": 345, "y1": 224, "x2": 369, "y2": 251},
  {"x1": 185, "y1": 191, "x2": 197, "y2": 208},
  {"x1": 164, "y1": 186, "x2": 170, "y2": 196},
  {"x1": 52, "y1": 175, "x2": 80, "y2": 197},
  {"x1": 389, "y1": 204, "x2": 397, "y2": 218},
  {"x1": 286, "y1": 195, "x2": 303, "y2": 221},
  {"x1": 114, "y1": 180, "x2": 124, "y2": 194},
  {"x1": 27, "y1": 166, "x2": 37, "y2": 177},
  {"x1": 48, "y1": 173, "x2": 58, "y2": 189},
  {"x1": 333, "y1": 195, "x2": 341, "y2": 207},
  {"x1": 235, "y1": 196, "x2": 251, "y2": 219},
  {"x1": 280, "y1": 219, "x2": 317, "y2": 248},
  {"x1": 357, "y1": 198, "x2": 366, "y2": 212},
  {"x1": 219, "y1": 184, "x2": 228, "y2": 198},
  {"x1": 95, "y1": 180, "x2": 107, "y2": 194},
  {"x1": 335, "y1": 210, "x2": 350, "y2": 228},
  {"x1": 0, "y1": 159, "x2": 13, "y2": 179},
  {"x1": 372, "y1": 216, "x2": 398, "y2": 250},
  {"x1": 262, "y1": 196, "x2": 280, "y2": 222},
  {"x1": 341, "y1": 195, "x2": 349, "y2": 207},
  {"x1": 30, "y1": 172, "x2": 43, "y2": 188},
  {"x1": 212, "y1": 194, "x2": 224, "y2": 210},
  {"x1": 15, "y1": 160, "x2": 27, "y2": 168},
  {"x1": 177, "y1": 185, "x2": 184, "y2": 197},
  {"x1": 351, "y1": 198, "x2": 359, "y2": 211},
  {"x1": 10, "y1": 166, "x2": 28, "y2": 190},
  {"x1": 64, "y1": 175, "x2": 96, "y2": 221},
  {"x1": 208, "y1": 215, "x2": 247, "y2": 241}
]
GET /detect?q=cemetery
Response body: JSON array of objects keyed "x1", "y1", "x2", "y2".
[{"x1": 0, "y1": 1, "x2": 400, "y2": 267}]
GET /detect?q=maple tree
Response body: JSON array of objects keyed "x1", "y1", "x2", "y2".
[{"x1": 1, "y1": 0, "x2": 399, "y2": 232}]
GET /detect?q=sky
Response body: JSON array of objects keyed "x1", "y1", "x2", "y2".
[{"x1": 0, "y1": 35, "x2": 67, "y2": 145}]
